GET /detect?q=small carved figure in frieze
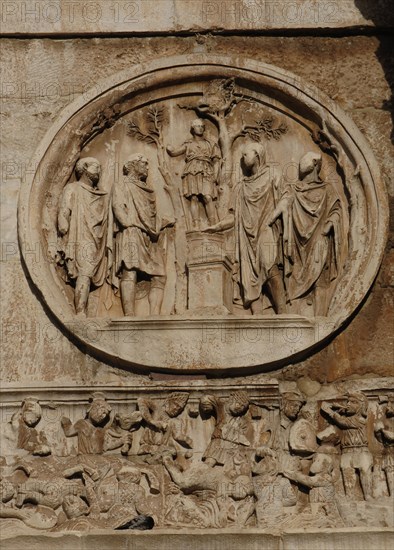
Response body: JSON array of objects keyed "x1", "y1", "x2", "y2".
[
  {"x1": 163, "y1": 452, "x2": 253, "y2": 528},
  {"x1": 58, "y1": 468, "x2": 155, "y2": 532},
  {"x1": 202, "y1": 391, "x2": 253, "y2": 470},
  {"x1": 108, "y1": 465, "x2": 158, "y2": 528},
  {"x1": 12, "y1": 458, "x2": 86, "y2": 514},
  {"x1": 199, "y1": 393, "x2": 225, "y2": 431},
  {"x1": 163, "y1": 455, "x2": 226, "y2": 528},
  {"x1": 202, "y1": 142, "x2": 287, "y2": 314},
  {"x1": 107, "y1": 410, "x2": 143, "y2": 456},
  {"x1": 13, "y1": 398, "x2": 51, "y2": 457},
  {"x1": 288, "y1": 401, "x2": 319, "y2": 457},
  {"x1": 60, "y1": 464, "x2": 100, "y2": 530},
  {"x1": 321, "y1": 392, "x2": 373, "y2": 500},
  {"x1": 375, "y1": 396, "x2": 394, "y2": 495},
  {"x1": 252, "y1": 447, "x2": 297, "y2": 528},
  {"x1": 62, "y1": 459, "x2": 118, "y2": 519},
  {"x1": 283, "y1": 451, "x2": 343, "y2": 524},
  {"x1": 269, "y1": 151, "x2": 344, "y2": 316},
  {"x1": 61, "y1": 393, "x2": 132, "y2": 455},
  {"x1": 110, "y1": 154, "x2": 171, "y2": 316},
  {"x1": 167, "y1": 119, "x2": 221, "y2": 229},
  {"x1": 57, "y1": 157, "x2": 109, "y2": 317},
  {"x1": 137, "y1": 393, "x2": 192, "y2": 463},
  {"x1": 199, "y1": 394, "x2": 221, "y2": 417},
  {"x1": 270, "y1": 391, "x2": 307, "y2": 471}
]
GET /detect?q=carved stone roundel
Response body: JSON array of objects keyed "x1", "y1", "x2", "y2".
[{"x1": 18, "y1": 55, "x2": 388, "y2": 374}]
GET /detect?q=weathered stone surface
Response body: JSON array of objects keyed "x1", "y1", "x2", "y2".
[
  {"x1": 0, "y1": 17, "x2": 392, "y2": 545},
  {"x1": 1, "y1": 35, "x2": 391, "y2": 176},
  {"x1": 281, "y1": 528, "x2": 394, "y2": 550},
  {"x1": 1, "y1": 529, "x2": 393, "y2": 550},
  {"x1": 12, "y1": 53, "x2": 387, "y2": 373},
  {"x1": 0, "y1": 530, "x2": 280, "y2": 550},
  {"x1": 0, "y1": 380, "x2": 393, "y2": 535},
  {"x1": 0, "y1": 0, "x2": 393, "y2": 36},
  {"x1": 1, "y1": 34, "x2": 392, "y2": 383}
]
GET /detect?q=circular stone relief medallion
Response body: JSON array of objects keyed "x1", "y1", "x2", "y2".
[{"x1": 18, "y1": 56, "x2": 388, "y2": 374}]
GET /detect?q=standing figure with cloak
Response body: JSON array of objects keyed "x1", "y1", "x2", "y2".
[
  {"x1": 110, "y1": 154, "x2": 171, "y2": 316},
  {"x1": 57, "y1": 157, "x2": 109, "y2": 317},
  {"x1": 269, "y1": 151, "x2": 344, "y2": 316},
  {"x1": 167, "y1": 119, "x2": 221, "y2": 229},
  {"x1": 203, "y1": 142, "x2": 287, "y2": 314},
  {"x1": 202, "y1": 391, "x2": 253, "y2": 471}
]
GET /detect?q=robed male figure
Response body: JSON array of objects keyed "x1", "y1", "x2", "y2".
[
  {"x1": 270, "y1": 151, "x2": 344, "y2": 316},
  {"x1": 110, "y1": 154, "x2": 171, "y2": 316},
  {"x1": 58, "y1": 157, "x2": 109, "y2": 316},
  {"x1": 203, "y1": 142, "x2": 287, "y2": 314}
]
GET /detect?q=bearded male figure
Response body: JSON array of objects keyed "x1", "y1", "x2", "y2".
[
  {"x1": 111, "y1": 154, "x2": 171, "y2": 316},
  {"x1": 58, "y1": 157, "x2": 109, "y2": 316}
]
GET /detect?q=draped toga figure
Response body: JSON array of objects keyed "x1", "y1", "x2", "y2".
[
  {"x1": 270, "y1": 151, "x2": 344, "y2": 316},
  {"x1": 57, "y1": 157, "x2": 109, "y2": 317},
  {"x1": 203, "y1": 142, "x2": 287, "y2": 314}
]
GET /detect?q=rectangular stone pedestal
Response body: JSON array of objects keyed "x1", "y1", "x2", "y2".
[
  {"x1": 186, "y1": 231, "x2": 233, "y2": 314},
  {"x1": 187, "y1": 262, "x2": 233, "y2": 313}
]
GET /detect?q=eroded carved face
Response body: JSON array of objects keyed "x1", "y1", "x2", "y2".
[
  {"x1": 22, "y1": 411, "x2": 41, "y2": 427},
  {"x1": 229, "y1": 399, "x2": 248, "y2": 416},
  {"x1": 200, "y1": 397, "x2": 215, "y2": 414},
  {"x1": 89, "y1": 401, "x2": 110, "y2": 425},
  {"x1": 192, "y1": 121, "x2": 205, "y2": 136},
  {"x1": 63, "y1": 495, "x2": 89, "y2": 519},
  {"x1": 345, "y1": 396, "x2": 361, "y2": 416},
  {"x1": 165, "y1": 401, "x2": 183, "y2": 418},
  {"x1": 84, "y1": 161, "x2": 101, "y2": 185},
  {"x1": 282, "y1": 399, "x2": 303, "y2": 421},
  {"x1": 135, "y1": 157, "x2": 149, "y2": 181},
  {"x1": 241, "y1": 147, "x2": 259, "y2": 170},
  {"x1": 299, "y1": 152, "x2": 322, "y2": 180},
  {"x1": 22, "y1": 402, "x2": 42, "y2": 427},
  {"x1": 310, "y1": 454, "x2": 330, "y2": 475}
]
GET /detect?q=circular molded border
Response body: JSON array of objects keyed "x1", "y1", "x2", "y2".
[{"x1": 18, "y1": 55, "x2": 389, "y2": 373}]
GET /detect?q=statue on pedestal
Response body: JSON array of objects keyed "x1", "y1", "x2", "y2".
[{"x1": 167, "y1": 119, "x2": 221, "y2": 229}]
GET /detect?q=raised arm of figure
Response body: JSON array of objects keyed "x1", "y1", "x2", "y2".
[{"x1": 166, "y1": 144, "x2": 187, "y2": 157}]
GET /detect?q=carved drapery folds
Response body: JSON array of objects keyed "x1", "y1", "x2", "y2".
[
  {"x1": 53, "y1": 86, "x2": 346, "y2": 319},
  {"x1": 1, "y1": 385, "x2": 393, "y2": 533},
  {"x1": 18, "y1": 56, "x2": 388, "y2": 373}
]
